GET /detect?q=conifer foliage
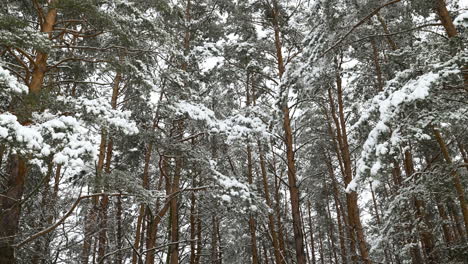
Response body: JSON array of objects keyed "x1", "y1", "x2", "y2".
[{"x1": 0, "y1": 0, "x2": 467, "y2": 263}]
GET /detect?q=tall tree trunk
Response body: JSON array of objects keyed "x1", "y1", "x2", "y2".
[
  {"x1": 328, "y1": 66, "x2": 371, "y2": 263},
  {"x1": 82, "y1": 130, "x2": 107, "y2": 264},
  {"x1": 270, "y1": 141, "x2": 288, "y2": 262},
  {"x1": 0, "y1": 2, "x2": 58, "y2": 263},
  {"x1": 189, "y1": 183, "x2": 197, "y2": 264},
  {"x1": 375, "y1": 12, "x2": 398, "y2": 51},
  {"x1": 307, "y1": 201, "x2": 317, "y2": 264},
  {"x1": 210, "y1": 216, "x2": 219, "y2": 264},
  {"x1": 0, "y1": 156, "x2": 27, "y2": 263},
  {"x1": 245, "y1": 72, "x2": 260, "y2": 264},
  {"x1": 268, "y1": 1, "x2": 306, "y2": 262},
  {"x1": 115, "y1": 195, "x2": 123, "y2": 264},
  {"x1": 326, "y1": 196, "x2": 339, "y2": 264},
  {"x1": 0, "y1": 145, "x2": 5, "y2": 169},
  {"x1": 97, "y1": 63, "x2": 121, "y2": 263},
  {"x1": 258, "y1": 142, "x2": 283, "y2": 264},
  {"x1": 433, "y1": 128, "x2": 468, "y2": 234},
  {"x1": 195, "y1": 214, "x2": 202, "y2": 264},
  {"x1": 433, "y1": 0, "x2": 468, "y2": 87},
  {"x1": 169, "y1": 157, "x2": 182, "y2": 264},
  {"x1": 318, "y1": 227, "x2": 325, "y2": 264},
  {"x1": 404, "y1": 150, "x2": 438, "y2": 263},
  {"x1": 29, "y1": 2, "x2": 57, "y2": 94}
]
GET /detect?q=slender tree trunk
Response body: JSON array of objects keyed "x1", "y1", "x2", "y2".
[
  {"x1": 404, "y1": 150, "x2": 438, "y2": 263},
  {"x1": 0, "y1": 156, "x2": 27, "y2": 263},
  {"x1": 0, "y1": 145, "x2": 5, "y2": 169},
  {"x1": 318, "y1": 227, "x2": 325, "y2": 264},
  {"x1": 436, "y1": 202, "x2": 454, "y2": 244},
  {"x1": 434, "y1": 0, "x2": 458, "y2": 38},
  {"x1": 307, "y1": 201, "x2": 317, "y2": 264},
  {"x1": 245, "y1": 72, "x2": 260, "y2": 264},
  {"x1": 326, "y1": 197, "x2": 339, "y2": 264},
  {"x1": 268, "y1": 1, "x2": 306, "y2": 262},
  {"x1": 393, "y1": 158, "x2": 423, "y2": 264},
  {"x1": 195, "y1": 214, "x2": 202, "y2": 264},
  {"x1": 0, "y1": 3, "x2": 57, "y2": 263},
  {"x1": 325, "y1": 155, "x2": 348, "y2": 264},
  {"x1": 258, "y1": 142, "x2": 283, "y2": 264},
  {"x1": 115, "y1": 195, "x2": 123, "y2": 264},
  {"x1": 82, "y1": 130, "x2": 107, "y2": 264},
  {"x1": 433, "y1": 128, "x2": 468, "y2": 234},
  {"x1": 29, "y1": 3, "x2": 57, "y2": 93},
  {"x1": 169, "y1": 157, "x2": 182, "y2": 264},
  {"x1": 457, "y1": 141, "x2": 468, "y2": 173},
  {"x1": 447, "y1": 199, "x2": 466, "y2": 241},
  {"x1": 375, "y1": 12, "x2": 398, "y2": 50},
  {"x1": 270, "y1": 141, "x2": 288, "y2": 262},
  {"x1": 211, "y1": 216, "x2": 219, "y2": 264},
  {"x1": 190, "y1": 186, "x2": 197, "y2": 264},
  {"x1": 328, "y1": 66, "x2": 371, "y2": 263},
  {"x1": 370, "y1": 37, "x2": 383, "y2": 91},
  {"x1": 97, "y1": 64, "x2": 121, "y2": 263},
  {"x1": 433, "y1": 0, "x2": 468, "y2": 87}
]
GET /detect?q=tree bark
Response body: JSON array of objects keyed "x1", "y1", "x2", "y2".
[
  {"x1": 0, "y1": 156, "x2": 27, "y2": 264},
  {"x1": 404, "y1": 150, "x2": 438, "y2": 263},
  {"x1": 307, "y1": 201, "x2": 317, "y2": 264},
  {"x1": 258, "y1": 142, "x2": 283, "y2": 264},
  {"x1": 328, "y1": 66, "x2": 371, "y2": 263},
  {"x1": 270, "y1": 1, "x2": 306, "y2": 260},
  {"x1": 432, "y1": 128, "x2": 468, "y2": 234}
]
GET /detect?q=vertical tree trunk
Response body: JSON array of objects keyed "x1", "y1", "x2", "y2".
[
  {"x1": 370, "y1": 38, "x2": 383, "y2": 91},
  {"x1": 0, "y1": 145, "x2": 5, "y2": 169},
  {"x1": 375, "y1": 12, "x2": 398, "y2": 51},
  {"x1": 325, "y1": 155, "x2": 348, "y2": 264},
  {"x1": 189, "y1": 185, "x2": 197, "y2": 264},
  {"x1": 258, "y1": 142, "x2": 283, "y2": 264},
  {"x1": 169, "y1": 157, "x2": 182, "y2": 264},
  {"x1": 433, "y1": 128, "x2": 468, "y2": 234},
  {"x1": 97, "y1": 64, "x2": 121, "y2": 263},
  {"x1": 0, "y1": 2, "x2": 58, "y2": 263},
  {"x1": 447, "y1": 199, "x2": 466, "y2": 241},
  {"x1": 245, "y1": 72, "x2": 260, "y2": 264},
  {"x1": 307, "y1": 201, "x2": 317, "y2": 264},
  {"x1": 328, "y1": 66, "x2": 371, "y2": 263},
  {"x1": 318, "y1": 227, "x2": 325, "y2": 264},
  {"x1": 434, "y1": 0, "x2": 458, "y2": 38},
  {"x1": 404, "y1": 150, "x2": 438, "y2": 263},
  {"x1": 268, "y1": 1, "x2": 306, "y2": 262},
  {"x1": 195, "y1": 215, "x2": 202, "y2": 264},
  {"x1": 211, "y1": 215, "x2": 219, "y2": 264},
  {"x1": 29, "y1": 3, "x2": 57, "y2": 94},
  {"x1": 326, "y1": 197, "x2": 339, "y2": 264},
  {"x1": 82, "y1": 130, "x2": 107, "y2": 264},
  {"x1": 436, "y1": 202, "x2": 454, "y2": 244},
  {"x1": 433, "y1": 0, "x2": 468, "y2": 87},
  {"x1": 115, "y1": 195, "x2": 123, "y2": 264},
  {"x1": 0, "y1": 156, "x2": 27, "y2": 263},
  {"x1": 270, "y1": 142, "x2": 288, "y2": 262}
]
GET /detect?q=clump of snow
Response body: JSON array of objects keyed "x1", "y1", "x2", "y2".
[
  {"x1": 173, "y1": 101, "x2": 270, "y2": 142},
  {"x1": 454, "y1": 11, "x2": 468, "y2": 27},
  {"x1": 0, "y1": 113, "x2": 44, "y2": 152},
  {"x1": 351, "y1": 61, "x2": 461, "y2": 192},
  {"x1": 0, "y1": 65, "x2": 28, "y2": 94},
  {"x1": 57, "y1": 96, "x2": 139, "y2": 135}
]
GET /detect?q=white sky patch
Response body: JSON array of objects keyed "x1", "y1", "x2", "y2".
[{"x1": 254, "y1": 23, "x2": 269, "y2": 39}]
